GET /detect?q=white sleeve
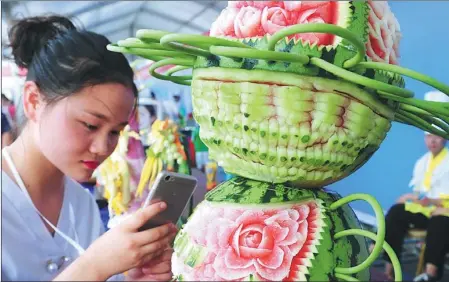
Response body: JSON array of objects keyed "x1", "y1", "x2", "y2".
[
  {"x1": 409, "y1": 158, "x2": 420, "y2": 189},
  {"x1": 409, "y1": 154, "x2": 427, "y2": 192}
]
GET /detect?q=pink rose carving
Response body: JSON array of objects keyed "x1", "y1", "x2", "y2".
[
  {"x1": 178, "y1": 202, "x2": 320, "y2": 281},
  {"x1": 283, "y1": 1, "x2": 303, "y2": 12},
  {"x1": 210, "y1": 7, "x2": 239, "y2": 37},
  {"x1": 228, "y1": 1, "x2": 283, "y2": 9},
  {"x1": 261, "y1": 7, "x2": 290, "y2": 35},
  {"x1": 228, "y1": 1, "x2": 252, "y2": 9},
  {"x1": 366, "y1": 0, "x2": 401, "y2": 64},
  {"x1": 290, "y1": 1, "x2": 335, "y2": 45},
  {"x1": 234, "y1": 6, "x2": 264, "y2": 38}
]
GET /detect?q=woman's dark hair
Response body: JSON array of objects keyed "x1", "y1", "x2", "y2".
[{"x1": 8, "y1": 15, "x2": 137, "y2": 106}]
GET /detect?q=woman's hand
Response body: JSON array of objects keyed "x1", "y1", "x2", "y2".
[
  {"x1": 126, "y1": 248, "x2": 174, "y2": 281},
  {"x1": 396, "y1": 193, "x2": 418, "y2": 204},
  {"x1": 431, "y1": 207, "x2": 449, "y2": 217},
  {"x1": 81, "y1": 202, "x2": 178, "y2": 280}
]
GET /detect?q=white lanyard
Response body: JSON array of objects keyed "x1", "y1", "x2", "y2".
[{"x1": 2, "y1": 148, "x2": 85, "y2": 255}]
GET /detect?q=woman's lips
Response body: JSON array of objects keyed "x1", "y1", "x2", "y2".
[{"x1": 82, "y1": 161, "x2": 100, "y2": 170}]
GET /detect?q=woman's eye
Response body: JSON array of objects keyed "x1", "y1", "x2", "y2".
[
  {"x1": 110, "y1": 130, "x2": 120, "y2": 136},
  {"x1": 83, "y1": 122, "x2": 98, "y2": 131}
]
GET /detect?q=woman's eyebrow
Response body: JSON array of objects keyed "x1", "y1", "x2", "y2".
[{"x1": 85, "y1": 110, "x2": 128, "y2": 126}]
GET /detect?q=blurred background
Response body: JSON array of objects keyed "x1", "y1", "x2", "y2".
[{"x1": 2, "y1": 1, "x2": 449, "y2": 280}]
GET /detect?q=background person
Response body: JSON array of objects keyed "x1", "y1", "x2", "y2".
[{"x1": 383, "y1": 91, "x2": 449, "y2": 282}]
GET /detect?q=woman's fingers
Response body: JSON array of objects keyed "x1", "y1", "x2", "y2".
[
  {"x1": 126, "y1": 267, "x2": 144, "y2": 279},
  {"x1": 137, "y1": 272, "x2": 173, "y2": 281},
  {"x1": 142, "y1": 260, "x2": 171, "y2": 275},
  {"x1": 123, "y1": 202, "x2": 167, "y2": 231},
  {"x1": 139, "y1": 234, "x2": 177, "y2": 264},
  {"x1": 142, "y1": 249, "x2": 174, "y2": 274},
  {"x1": 134, "y1": 222, "x2": 176, "y2": 246},
  {"x1": 150, "y1": 248, "x2": 174, "y2": 263}
]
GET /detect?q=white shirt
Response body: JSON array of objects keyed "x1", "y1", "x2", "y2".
[
  {"x1": 409, "y1": 149, "x2": 449, "y2": 199},
  {"x1": 1, "y1": 172, "x2": 122, "y2": 281}
]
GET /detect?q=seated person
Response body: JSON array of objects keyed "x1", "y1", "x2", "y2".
[{"x1": 383, "y1": 131, "x2": 449, "y2": 282}]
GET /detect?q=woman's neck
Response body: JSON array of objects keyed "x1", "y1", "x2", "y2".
[{"x1": 4, "y1": 129, "x2": 65, "y2": 201}]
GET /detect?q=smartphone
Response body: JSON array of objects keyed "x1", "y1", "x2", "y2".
[{"x1": 138, "y1": 171, "x2": 197, "y2": 231}]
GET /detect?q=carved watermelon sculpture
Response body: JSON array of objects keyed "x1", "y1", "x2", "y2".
[
  {"x1": 172, "y1": 178, "x2": 372, "y2": 281},
  {"x1": 108, "y1": 1, "x2": 449, "y2": 281}
]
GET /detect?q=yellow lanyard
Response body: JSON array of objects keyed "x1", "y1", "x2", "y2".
[{"x1": 422, "y1": 148, "x2": 448, "y2": 191}]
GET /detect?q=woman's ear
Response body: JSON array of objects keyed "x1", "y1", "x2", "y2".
[{"x1": 22, "y1": 81, "x2": 45, "y2": 122}]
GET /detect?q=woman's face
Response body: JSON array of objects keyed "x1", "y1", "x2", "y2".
[{"x1": 35, "y1": 83, "x2": 135, "y2": 182}]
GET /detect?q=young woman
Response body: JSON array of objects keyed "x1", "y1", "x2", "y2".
[{"x1": 2, "y1": 16, "x2": 177, "y2": 281}]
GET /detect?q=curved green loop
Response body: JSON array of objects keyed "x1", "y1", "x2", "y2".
[
  {"x1": 165, "y1": 65, "x2": 192, "y2": 80},
  {"x1": 329, "y1": 194, "x2": 385, "y2": 276},
  {"x1": 358, "y1": 62, "x2": 449, "y2": 96},
  {"x1": 334, "y1": 229, "x2": 402, "y2": 282},
  {"x1": 117, "y1": 38, "x2": 177, "y2": 51},
  {"x1": 267, "y1": 23, "x2": 365, "y2": 69},
  {"x1": 416, "y1": 113, "x2": 449, "y2": 134},
  {"x1": 378, "y1": 91, "x2": 449, "y2": 118},
  {"x1": 399, "y1": 104, "x2": 449, "y2": 125},
  {"x1": 136, "y1": 29, "x2": 171, "y2": 42},
  {"x1": 335, "y1": 273, "x2": 359, "y2": 282},
  {"x1": 106, "y1": 44, "x2": 190, "y2": 62},
  {"x1": 310, "y1": 57, "x2": 414, "y2": 98},
  {"x1": 149, "y1": 58, "x2": 194, "y2": 86},
  {"x1": 396, "y1": 111, "x2": 449, "y2": 139},
  {"x1": 209, "y1": 46, "x2": 310, "y2": 64},
  {"x1": 160, "y1": 33, "x2": 252, "y2": 57},
  {"x1": 398, "y1": 109, "x2": 449, "y2": 135},
  {"x1": 395, "y1": 112, "x2": 431, "y2": 133}
]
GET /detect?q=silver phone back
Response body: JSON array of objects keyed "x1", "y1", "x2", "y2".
[{"x1": 139, "y1": 171, "x2": 197, "y2": 231}]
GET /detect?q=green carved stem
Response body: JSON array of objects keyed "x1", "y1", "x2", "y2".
[
  {"x1": 380, "y1": 91, "x2": 449, "y2": 136},
  {"x1": 209, "y1": 46, "x2": 310, "y2": 64},
  {"x1": 378, "y1": 91, "x2": 449, "y2": 117},
  {"x1": 417, "y1": 114, "x2": 449, "y2": 134},
  {"x1": 358, "y1": 62, "x2": 449, "y2": 96},
  {"x1": 398, "y1": 109, "x2": 449, "y2": 136},
  {"x1": 329, "y1": 194, "x2": 385, "y2": 275},
  {"x1": 106, "y1": 44, "x2": 193, "y2": 61},
  {"x1": 149, "y1": 58, "x2": 195, "y2": 86},
  {"x1": 399, "y1": 104, "x2": 449, "y2": 125},
  {"x1": 335, "y1": 229, "x2": 402, "y2": 282},
  {"x1": 136, "y1": 29, "x2": 171, "y2": 42},
  {"x1": 310, "y1": 57, "x2": 414, "y2": 98},
  {"x1": 395, "y1": 112, "x2": 449, "y2": 138},
  {"x1": 165, "y1": 65, "x2": 192, "y2": 80},
  {"x1": 117, "y1": 38, "x2": 176, "y2": 51},
  {"x1": 267, "y1": 23, "x2": 366, "y2": 69},
  {"x1": 160, "y1": 33, "x2": 251, "y2": 57},
  {"x1": 335, "y1": 273, "x2": 359, "y2": 281}
]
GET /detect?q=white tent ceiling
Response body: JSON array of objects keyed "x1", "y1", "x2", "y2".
[{"x1": 2, "y1": 1, "x2": 228, "y2": 57}]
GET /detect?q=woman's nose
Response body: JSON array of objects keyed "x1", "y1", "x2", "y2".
[{"x1": 90, "y1": 135, "x2": 111, "y2": 157}]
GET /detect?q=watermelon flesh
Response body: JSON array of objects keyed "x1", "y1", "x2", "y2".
[
  {"x1": 211, "y1": 1, "x2": 401, "y2": 64},
  {"x1": 172, "y1": 178, "x2": 370, "y2": 281},
  {"x1": 192, "y1": 67, "x2": 392, "y2": 187}
]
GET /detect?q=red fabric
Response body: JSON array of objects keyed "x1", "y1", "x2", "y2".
[{"x1": 186, "y1": 136, "x2": 196, "y2": 167}]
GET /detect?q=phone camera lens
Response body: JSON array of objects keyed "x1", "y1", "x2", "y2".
[{"x1": 164, "y1": 176, "x2": 171, "y2": 182}]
